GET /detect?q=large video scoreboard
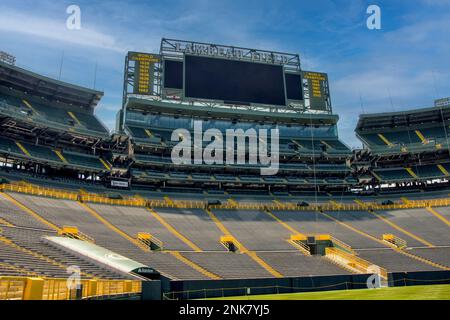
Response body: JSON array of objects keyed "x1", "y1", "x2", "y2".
[
  {"x1": 184, "y1": 55, "x2": 286, "y2": 106},
  {"x1": 123, "y1": 39, "x2": 332, "y2": 113}
]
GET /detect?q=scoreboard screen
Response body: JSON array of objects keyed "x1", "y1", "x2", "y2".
[
  {"x1": 285, "y1": 73, "x2": 303, "y2": 101},
  {"x1": 163, "y1": 60, "x2": 183, "y2": 89},
  {"x1": 184, "y1": 55, "x2": 286, "y2": 106}
]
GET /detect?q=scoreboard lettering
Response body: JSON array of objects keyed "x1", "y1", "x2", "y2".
[
  {"x1": 302, "y1": 71, "x2": 330, "y2": 111},
  {"x1": 304, "y1": 72, "x2": 325, "y2": 98},
  {"x1": 128, "y1": 52, "x2": 160, "y2": 95},
  {"x1": 435, "y1": 97, "x2": 450, "y2": 108}
]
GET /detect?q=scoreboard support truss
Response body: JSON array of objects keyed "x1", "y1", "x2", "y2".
[{"x1": 160, "y1": 38, "x2": 301, "y2": 72}]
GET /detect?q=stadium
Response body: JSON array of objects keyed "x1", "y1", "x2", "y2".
[{"x1": 0, "y1": 37, "x2": 449, "y2": 301}]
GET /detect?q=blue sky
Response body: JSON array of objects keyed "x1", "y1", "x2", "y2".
[{"x1": 1, "y1": 0, "x2": 449, "y2": 148}]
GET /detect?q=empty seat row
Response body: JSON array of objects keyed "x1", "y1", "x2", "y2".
[
  {"x1": 132, "y1": 170, "x2": 354, "y2": 185},
  {"x1": 0, "y1": 136, "x2": 109, "y2": 172},
  {"x1": 133, "y1": 154, "x2": 350, "y2": 172},
  {"x1": 373, "y1": 163, "x2": 450, "y2": 181},
  {"x1": 358, "y1": 126, "x2": 450, "y2": 153},
  {"x1": 0, "y1": 93, "x2": 108, "y2": 136}
]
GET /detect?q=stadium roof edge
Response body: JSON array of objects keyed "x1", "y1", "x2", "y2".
[
  {"x1": 358, "y1": 104, "x2": 450, "y2": 120},
  {"x1": 125, "y1": 97, "x2": 339, "y2": 125},
  {"x1": 0, "y1": 61, "x2": 103, "y2": 110}
]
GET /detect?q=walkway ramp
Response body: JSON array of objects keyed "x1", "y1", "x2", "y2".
[{"x1": 45, "y1": 236, "x2": 152, "y2": 279}]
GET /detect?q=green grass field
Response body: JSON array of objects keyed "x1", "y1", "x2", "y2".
[{"x1": 210, "y1": 284, "x2": 450, "y2": 300}]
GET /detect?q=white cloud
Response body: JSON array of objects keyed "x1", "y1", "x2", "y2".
[
  {"x1": 421, "y1": 0, "x2": 450, "y2": 6},
  {"x1": 0, "y1": 8, "x2": 126, "y2": 52},
  {"x1": 334, "y1": 70, "x2": 432, "y2": 104},
  {"x1": 97, "y1": 103, "x2": 120, "y2": 112},
  {"x1": 384, "y1": 15, "x2": 450, "y2": 49},
  {"x1": 324, "y1": 9, "x2": 450, "y2": 147},
  {"x1": 2, "y1": 1, "x2": 449, "y2": 147}
]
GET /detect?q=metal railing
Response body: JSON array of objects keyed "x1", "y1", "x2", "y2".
[
  {"x1": 59, "y1": 228, "x2": 96, "y2": 244},
  {"x1": 42, "y1": 278, "x2": 71, "y2": 300},
  {"x1": 331, "y1": 236, "x2": 355, "y2": 254},
  {"x1": 289, "y1": 239, "x2": 311, "y2": 255},
  {"x1": 137, "y1": 235, "x2": 164, "y2": 251},
  {"x1": 0, "y1": 277, "x2": 26, "y2": 300},
  {"x1": 325, "y1": 247, "x2": 388, "y2": 279},
  {"x1": 3, "y1": 182, "x2": 450, "y2": 212},
  {"x1": 383, "y1": 234, "x2": 408, "y2": 249},
  {"x1": 82, "y1": 194, "x2": 147, "y2": 207},
  {"x1": 392, "y1": 236, "x2": 408, "y2": 249},
  {"x1": 0, "y1": 183, "x2": 79, "y2": 201}
]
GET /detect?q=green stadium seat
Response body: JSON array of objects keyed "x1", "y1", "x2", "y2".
[
  {"x1": 263, "y1": 176, "x2": 287, "y2": 184},
  {"x1": 0, "y1": 137, "x2": 24, "y2": 155},
  {"x1": 190, "y1": 173, "x2": 213, "y2": 182},
  {"x1": 421, "y1": 126, "x2": 447, "y2": 140},
  {"x1": 345, "y1": 177, "x2": 358, "y2": 184},
  {"x1": 326, "y1": 178, "x2": 345, "y2": 185},
  {"x1": 411, "y1": 164, "x2": 445, "y2": 179},
  {"x1": 62, "y1": 151, "x2": 106, "y2": 171},
  {"x1": 214, "y1": 174, "x2": 238, "y2": 182},
  {"x1": 311, "y1": 164, "x2": 350, "y2": 172},
  {"x1": 71, "y1": 111, "x2": 108, "y2": 134},
  {"x1": 21, "y1": 142, "x2": 62, "y2": 163},
  {"x1": 127, "y1": 125, "x2": 162, "y2": 144},
  {"x1": 306, "y1": 178, "x2": 326, "y2": 184},
  {"x1": 134, "y1": 154, "x2": 171, "y2": 164},
  {"x1": 0, "y1": 93, "x2": 108, "y2": 136},
  {"x1": 286, "y1": 177, "x2": 307, "y2": 184},
  {"x1": 373, "y1": 168, "x2": 414, "y2": 182},
  {"x1": 383, "y1": 131, "x2": 422, "y2": 145},
  {"x1": 169, "y1": 172, "x2": 191, "y2": 180},
  {"x1": 239, "y1": 175, "x2": 263, "y2": 183}
]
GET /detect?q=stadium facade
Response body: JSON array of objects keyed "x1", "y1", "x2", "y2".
[{"x1": 0, "y1": 39, "x2": 449, "y2": 300}]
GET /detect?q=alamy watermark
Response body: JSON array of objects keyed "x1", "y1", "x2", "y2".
[
  {"x1": 66, "y1": 5, "x2": 81, "y2": 30},
  {"x1": 366, "y1": 5, "x2": 381, "y2": 30},
  {"x1": 170, "y1": 120, "x2": 279, "y2": 175},
  {"x1": 366, "y1": 264, "x2": 382, "y2": 289},
  {"x1": 66, "y1": 265, "x2": 81, "y2": 290}
]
